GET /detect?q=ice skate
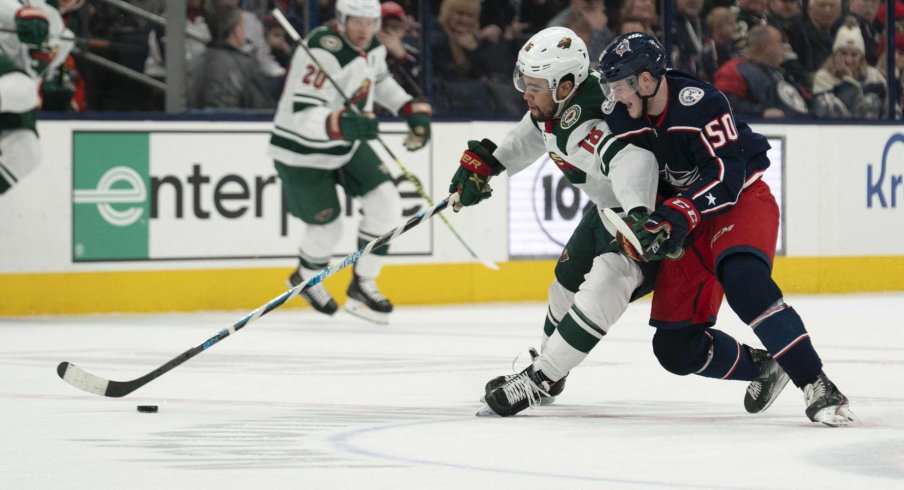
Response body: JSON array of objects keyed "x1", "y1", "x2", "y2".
[
  {"x1": 478, "y1": 365, "x2": 560, "y2": 417},
  {"x1": 288, "y1": 268, "x2": 338, "y2": 316},
  {"x1": 803, "y1": 372, "x2": 860, "y2": 427},
  {"x1": 481, "y1": 348, "x2": 566, "y2": 406},
  {"x1": 345, "y1": 274, "x2": 393, "y2": 324},
  {"x1": 744, "y1": 347, "x2": 790, "y2": 414}
]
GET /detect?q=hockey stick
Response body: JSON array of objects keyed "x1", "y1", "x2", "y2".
[
  {"x1": 601, "y1": 208, "x2": 683, "y2": 261},
  {"x1": 271, "y1": 10, "x2": 498, "y2": 271},
  {"x1": 0, "y1": 27, "x2": 113, "y2": 48},
  {"x1": 56, "y1": 196, "x2": 455, "y2": 398}
]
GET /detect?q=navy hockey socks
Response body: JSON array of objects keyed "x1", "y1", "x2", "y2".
[
  {"x1": 750, "y1": 304, "x2": 822, "y2": 387},
  {"x1": 652, "y1": 326, "x2": 757, "y2": 380},
  {"x1": 695, "y1": 329, "x2": 759, "y2": 381}
]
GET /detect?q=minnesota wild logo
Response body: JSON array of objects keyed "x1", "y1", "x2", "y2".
[
  {"x1": 320, "y1": 35, "x2": 342, "y2": 52},
  {"x1": 557, "y1": 37, "x2": 572, "y2": 49},
  {"x1": 559, "y1": 248, "x2": 570, "y2": 262},
  {"x1": 349, "y1": 79, "x2": 371, "y2": 108},
  {"x1": 524, "y1": 41, "x2": 534, "y2": 52},
  {"x1": 560, "y1": 104, "x2": 581, "y2": 129},
  {"x1": 549, "y1": 152, "x2": 587, "y2": 184}
]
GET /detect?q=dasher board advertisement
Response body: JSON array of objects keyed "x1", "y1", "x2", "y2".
[
  {"x1": 71, "y1": 131, "x2": 432, "y2": 262},
  {"x1": 508, "y1": 138, "x2": 784, "y2": 258}
]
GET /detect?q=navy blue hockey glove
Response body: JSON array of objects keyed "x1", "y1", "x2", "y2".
[
  {"x1": 449, "y1": 139, "x2": 501, "y2": 211},
  {"x1": 629, "y1": 197, "x2": 700, "y2": 261}
]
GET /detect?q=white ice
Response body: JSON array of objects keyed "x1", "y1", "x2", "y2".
[{"x1": 2, "y1": 294, "x2": 903, "y2": 489}]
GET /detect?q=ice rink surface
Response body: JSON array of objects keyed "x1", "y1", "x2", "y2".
[{"x1": 2, "y1": 293, "x2": 903, "y2": 489}]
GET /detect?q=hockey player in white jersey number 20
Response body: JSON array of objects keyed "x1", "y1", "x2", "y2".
[
  {"x1": 268, "y1": 0, "x2": 431, "y2": 324},
  {"x1": 451, "y1": 27, "x2": 790, "y2": 418},
  {"x1": 449, "y1": 27, "x2": 662, "y2": 417}
]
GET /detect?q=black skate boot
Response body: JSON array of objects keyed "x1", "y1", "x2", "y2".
[
  {"x1": 288, "y1": 268, "x2": 338, "y2": 316},
  {"x1": 478, "y1": 365, "x2": 560, "y2": 417},
  {"x1": 803, "y1": 372, "x2": 859, "y2": 427},
  {"x1": 482, "y1": 348, "x2": 566, "y2": 406},
  {"x1": 744, "y1": 347, "x2": 791, "y2": 414},
  {"x1": 345, "y1": 274, "x2": 393, "y2": 324}
]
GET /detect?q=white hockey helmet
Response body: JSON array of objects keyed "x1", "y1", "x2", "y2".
[
  {"x1": 335, "y1": 0, "x2": 381, "y2": 32},
  {"x1": 514, "y1": 27, "x2": 589, "y2": 105}
]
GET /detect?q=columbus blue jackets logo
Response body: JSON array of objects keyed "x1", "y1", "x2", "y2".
[
  {"x1": 614, "y1": 39, "x2": 631, "y2": 56},
  {"x1": 661, "y1": 163, "x2": 700, "y2": 188},
  {"x1": 678, "y1": 87, "x2": 704, "y2": 106},
  {"x1": 777, "y1": 81, "x2": 808, "y2": 114},
  {"x1": 560, "y1": 105, "x2": 581, "y2": 129}
]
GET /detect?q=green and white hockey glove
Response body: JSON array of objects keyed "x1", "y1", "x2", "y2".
[
  {"x1": 15, "y1": 6, "x2": 49, "y2": 49},
  {"x1": 326, "y1": 110, "x2": 379, "y2": 141},
  {"x1": 400, "y1": 100, "x2": 432, "y2": 151},
  {"x1": 613, "y1": 208, "x2": 652, "y2": 261},
  {"x1": 448, "y1": 139, "x2": 501, "y2": 212},
  {"x1": 15, "y1": 6, "x2": 52, "y2": 74}
]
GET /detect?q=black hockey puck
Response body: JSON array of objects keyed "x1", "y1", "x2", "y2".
[{"x1": 137, "y1": 405, "x2": 158, "y2": 413}]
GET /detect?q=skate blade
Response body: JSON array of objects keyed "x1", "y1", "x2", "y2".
[
  {"x1": 476, "y1": 404, "x2": 500, "y2": 417},
  {"x1": 481, "y1": 394, "x2": 556, "y2": 406},
  {"x1": 813, "y1": 405, "x2": 861, "y2": 427},
  {"x1": 344, "y1": 299, "x2": 390, "y2": 325}
]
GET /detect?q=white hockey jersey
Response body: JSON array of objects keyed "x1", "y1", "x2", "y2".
[
  {"x1": 495, "y1": 71, "x2": 658, "y2": 219},
  {"x1": 268, "y1": 24, "x2": 413, "y2": 169}
]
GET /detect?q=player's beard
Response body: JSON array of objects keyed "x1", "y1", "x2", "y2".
[{"x1": 530, "y1": 101, "x2": 557, "y2": 121}]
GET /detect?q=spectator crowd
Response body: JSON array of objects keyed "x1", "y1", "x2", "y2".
[{"x1": 49, "y1": 0, "x2": 904, "y2": 118}]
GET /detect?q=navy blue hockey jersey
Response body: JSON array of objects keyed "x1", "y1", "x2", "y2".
[{"x1": 603, "y1": 70, "x2": 771, "y2": 218}]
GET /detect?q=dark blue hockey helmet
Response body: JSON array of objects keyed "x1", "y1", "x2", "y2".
[{"x1": 597, "y1": 33, "x2": 666, "y2": 99}]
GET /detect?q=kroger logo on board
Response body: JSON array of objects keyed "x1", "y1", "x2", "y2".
[{"x1": 866, "y1": 133, "x2": 904, "y2": 209}]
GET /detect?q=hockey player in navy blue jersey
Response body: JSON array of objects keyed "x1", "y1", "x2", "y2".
[{"x1": 597, "y1": 32, "x2": 857, "y2": 426}]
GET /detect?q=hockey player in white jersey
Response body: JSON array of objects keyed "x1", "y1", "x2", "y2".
[
  {"x1": 0, "y1": 0, "x2": 73, "y2": 194},
  {"x1": 268, "y1": 0, "x2": 431, "y2": 324},
  {"x1": 449, "y1": 27, "x2": 661, "y2": 416}
]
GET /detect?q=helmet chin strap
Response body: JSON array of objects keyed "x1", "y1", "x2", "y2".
[
  {"x1": 550, "y1": 83, "x2": 580, "y2": 119},
  {"x1": 637, "y1": 75, "x2": 663, "y2": 118}
]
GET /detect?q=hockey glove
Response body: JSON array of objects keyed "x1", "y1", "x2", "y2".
[
  {"x1": 400, "y1": 100, "x2": 432, "y2": 151},
  {"x1": 631, "y1": 197, "x2": 700, "y2": 261},
  {"x1": 326, "y1": 110, "x2": 379, "y2": 141},
  {"x1": 448, "y1": 139, "x2": 501, "y2": 211},
  {"x1": 612, "y1": 208, "x2": 652, "y2": 262},
  {"x1": 15, "y1": 7, "x2": 49, "y2": 49},
  {"x1": 41, "y1": 68, "x2": 76, "y2": 111}
]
